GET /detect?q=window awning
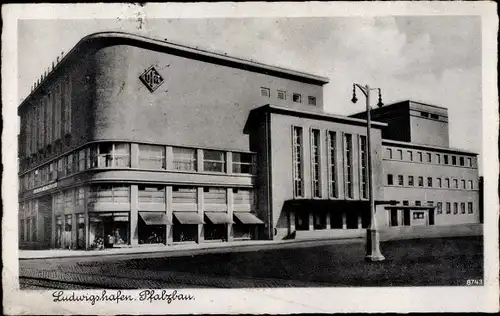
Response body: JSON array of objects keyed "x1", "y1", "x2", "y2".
[
  {"x1": 173, "y1": 212, "x2": 205, "y2": 224},
  {"x1": 139, "y1": 212, "x2": 172, "y2": 225},
  {"x1": 234, "y1": 213, "x2": 264, "y2": 225},
  {"x1": 205, "y1": 212, "x2": 233, "y2": 224}
]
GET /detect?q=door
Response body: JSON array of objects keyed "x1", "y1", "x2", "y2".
[
  {"x1": 390, "y1": 209, "x2": 398, "y2": 227},
  {"x1": 43, "y1": 216, "x2": 52, "y2": 246}
]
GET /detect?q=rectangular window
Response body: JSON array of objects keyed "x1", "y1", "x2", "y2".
[
  {"x1": 292, "y1": 126, "x2": 304, "y2": 197},
  {"x1": 139, "y1": 185, "x2": 165, "y2": 204},
  {"x1": 408, "y1": 176, "x2": 414, "y2": 186},
  {"x1": 76, "y1": 187, "x2": 85, "y2": 206},
  {"x1": 385, "y1": 148, "x2": 392, "y2": 159},
  {"x1": 277, "y1": 90, "x2": 286, "y2": 100},
  {"x1": 453, "y1": 202, "x2": 458, "y2": 214},
  {"x1": 461, "y1": 180, "x2": 466, "y2": 189},
  {"x1": 90, "y1": 185, "x2": 130, "y2": 204},
  {"x1": 311, "y1": 129, "x2": 321, "y2": 198},
  {"x1": 467, "y1": 158, "x2": 472, "y2": 167},
  {"x1": 427, "y1": 177, "x2": 433, "y2": 187},
  {"x1": 452, "y1": 156, "x2": 457, "y2": 165},
  {"x1": 446, "y1": 202, "x2": 451, "y2": 214},
  {"x1": 139, "y1": 144, "x2": 165, "y2": 169},
  {"x1": 260, "y1": 87, "x2": 270, "y2": 98},
  {"x1": 430, "y1": 113, "x2": 439, "y2": 119},
  {"x1": 418, "y1": 176, "x2": 424, "y2": 187},
  {"x1": 460, "y1": 202, "x2": 466, "y2": 214},
  {"x1": 172, "y1": 147, "x2": 197, "y2": 171},
  {"x1": 468, "y1": 180, "x2": 473, "y2": 190},
  {"x1": 292, "y1": 93, "x2": 302, "y2": 103},
  {"x1": 427, "y1": 153, "x2": 432, "y2": 163},
  {"x1": 64, "y1": 189, "x2": 74, "y2": 209},
  {"x1": 308, "y1": 96, "x2": 317, "y2": 106},
  {"x1": 420, "y1": 112, "x2": 429, "y2": 118},
  {"x1": 65, "y1": 154, "x2": 74, "y2": 175},
  {"x1": 453, "y1": 179, "x2": 458, "y2": 188},
  {"x1": 437, "y1": 178, "x2": 442, "y2": 188},
  {"x1": 407, "y1": 150, "x2": 413, "y2": 161},
  {"x1": 360, "y1": 136, "x2": 368, "y2": 199},
  {"x1": 445, "y1": 178, "x2": 450, "y2": 188},
  {"x1": 417, "y1": 152, "x2": 423, "y2": 162},
  {"x1": 77, "y1": 149, "x2": 85, "y2": 172},
  {"x1": 415, "y1": 201, "x2": 421, "y2": 206},
  {"x1": 344, "y1": 134, "x2": 353, "y2": 198},
  {"x1": 468, "y1": 202, "x2": 473, "y2": 214},
  {"x1": 63, "y1": 77, "x2": 72, "y2": 134},
  {"x1": 387, "y1": 174, "x2": 393, "y2": 185},
  {"x1": 436, "y1": 154, "x2": 441, "y2": 164},
  {"x1": 398, "y1": 175, "x2": 404, "y2": 186},
  {"x1": 232, "y1": 152, "x2": 254, "y2": 174},
  {"x1": 397, "y1": 150, "x2": 403, "y2": 160},
  {"x1": 98, "y1": 143, "x2": 130, "y2": 168},
  {"x1": 437, "y1": 202, "x2": 443, "y2": 214},
  {"x1": 403, "y1": 200, "x2": 409, "y2": 206},
  {"x1": 444, "y1": 155, "x2": 449, "y2": 164},
  {"x1": 203, "y1": 149, "x2": 226, "y2": 173},
  {"x1": 459, "y1": 157, "x2": 465, "y2": 166},
  {"x1": 327, "y1": 131, "x2": 338, "y2": 198}
]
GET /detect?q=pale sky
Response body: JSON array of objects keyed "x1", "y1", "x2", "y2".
[{"x1": 17, "y1": 16, "x2": 482, "y2": 156}]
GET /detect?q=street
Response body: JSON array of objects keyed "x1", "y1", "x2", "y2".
[{"x1": 19, "y1": 236, "x2": 483, "y2": 289}]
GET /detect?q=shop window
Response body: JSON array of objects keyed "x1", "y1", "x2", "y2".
[
  {"x1": 76, "y1": 214, "x2": 85, "y2": 249},
  {"x1": 313, "y1": 213, "x2": 326, "y2": 230},
  {"x1": 138, "y1": 212, "x2": 167, "y2": 245},
  {"x1": 64, "y1": 214, "x2": 72, "y2": 249},
  {"x1": 232, "y1": 152, "x2": 254, "y2": 174},
  {"x1": 139, "y1": 185, "x2": 165, "y2": 204},
  {"x1": 233, "y1": 224, "x2": 252, "y2": 239},
  {"x1": 330, "y1": 212, "x2": 343, "y2": 229},
  {"x1": 173, "y1": 224, "x2": 198, "y2": 242},
  {"x1": 55, "y1": 215, "x2": 63, "y2": 248},
  {"x1": 203, "y1": 150, "x2": 225, "y2": 172},
  {"x1": 139, "y1": 144, "x2": 165, "y2": 169},
  {"x1": 89, "y1": 212, "x2": 130, "y2": 249},
  {"x1": 204, "y1": 223, "x2": 227, "y2": 241},
  {"x1": 172, "y1": 147, "x2": 197, "y2": 171},
  {"x1": 345, "y1": 212, "x2": 358, "y2": 229},
  {"x1": 295, "y1": 212, "x2": 309, "y2": 230}
]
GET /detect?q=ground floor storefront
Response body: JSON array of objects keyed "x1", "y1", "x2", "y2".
[{"x1": 19, "y1": 184, "x2": 264, "y2": 250}]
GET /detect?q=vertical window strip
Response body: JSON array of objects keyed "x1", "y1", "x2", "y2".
[
  {"x1": 292, "y1": 126, "x2": 304, "y2": 197},
  {"x1": 360, "y1": 136, "x2": 368, "y2": 199},
  {"x1": 344, "y1": 134, "x2": 353, "y2": 198},
  {"x1": 311, "y1": 129, "x2": 321, "y2": 198},
  {"x1": 327, "y1": 131, "x2": 338, "y2": 198}
]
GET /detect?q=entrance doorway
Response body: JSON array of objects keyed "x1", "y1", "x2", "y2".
[
  {"x1": 390, "y1": 209, "x2": 398, "y2": 227},
  {"x1": 295, "y1": 212, "x2": 309, "y2": 230}
]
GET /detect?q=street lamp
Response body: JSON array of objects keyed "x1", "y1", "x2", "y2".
[{"x1": 351, "y1": 83, "x2": 385, "y2": 262}]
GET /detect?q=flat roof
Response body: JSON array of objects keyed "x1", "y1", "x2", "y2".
[
  {"x1": 382, "y1": 139, "x2": 478, "y2": 155},
  {"x1": 252, "y1": 104, "x2": 388, "y2": 129},
  {"x1": 349, "y1": 100, "x2": 447, "y2": 118},
  {"x1": 19, "y1": 31, "x2": 330, "y2": 111}
]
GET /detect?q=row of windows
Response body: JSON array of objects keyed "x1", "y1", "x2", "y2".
[
  {"x1": 387, "y1": 174, "x2": 475, "y2": 190},
  {"x1": 20, "y1": 186, "x2": 254, "y2": 208},
  {"x1": 20, "y1": 143, "x2": 256, "y2": 192},
  {"x1": 385, "y1": 147, "x2": 474, "y2": 167},
  {"x1": 419, "y1": 111, "x2": 440, "y2": 120},
  {"x1": 292, "y1": 127, "x2": 366, "y2": 199},
  {"x1": 399, "y1": 200, "x2": 474, "y2": 215},
  {"x1": 21, "y1": 76, "x2": 72, "y2": 158},
  {"x1": 260, "y1": 87, "x2": 316, "y2": 105}
]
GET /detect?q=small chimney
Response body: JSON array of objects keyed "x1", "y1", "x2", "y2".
[
  {"x1": 56, "y1": 56, "x2": 59, "y2": 63},
  {"x1": 52, "y1": 61, "x2": 55, "y2": 69}
]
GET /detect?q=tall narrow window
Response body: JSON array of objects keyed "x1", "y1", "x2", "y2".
[
  {"x1": 344, "y1": 134, "x2": 353, "y2": 198},
  {"x1": 398, "y1": 175, "x2": 404, "y2": 186},
  {"x1": 407, "y1": 150, "x2": 413, "y2": 161},
  {"x1": 437, "y1": 178, "x2": 442, "y2": 188},
  {"x1": 408, "y1": 175, "x2": 414, "y2": 186},
  {"x1": 360, "y1": 136, "x2": 368, "y2": 199},
  {"x1": 453, "y1": 202, "x2": 458, "y2": 214},
  {"x1": 387, "y1": 174, "x2": 393, "y2": 185},
  {"x1": 417, "y1": 152, "x2": 423, "y2": 162},
  {"x1": 452, "y1": 156, "x2": 457, "y2": 165},
  {"x1": 461, "y1": 180, "x2": 466, "y2": 189},
  {"x1": 427, "y1": 153, "x2": 432, "y2": 163},
  {"x1": 292, "y1": 126, "x2": 304, "y2": 197},
  {"x1": 468, "y1": 180, "x2": 473, "y2": 190},
  {"x1": 467, "y1": 158, "x2": 472, "y2": 167},
  {"x1": 311, "y1": 129, "x2": 321, "y2": 198},
  {"x1": 446, "y1": 202, "x2": 451, "y2": 214},
  {"x1": 437, "y1": 202, "x2": 443, "y2": 214},
  {"x1": 460, "y1": 202, "x2": 466, "y2": 214},
  {"x1": 397, "y1": 149, "x2": 403, "y2": 160},
  {"x1": 459, "y1": 157, "x2": 465, "y2": 166},
  {"x1": 327, "y1": 131, "x2": 338, "y2": 198},
  {"x1": 63, "y1": 76, "x2": 72, "y2": 134},
  {"x1": 418, "y1": 176, "x2": 424, "y2": 187},
  {"x1": 445, "y1": 178, "x2": 450, "y2": 188},
  {"x1": 453, "y1": 179, "x2": 458, "y2": 188},
  {"x1": 444, "y1": 155, "x2": 449, "y2": 164},
  {"x1": 436, "y1": 154, "x2": 441, "y2": 164},
  {"x1": 468, "y1": 202, "x2": 473, "y2": 214},
  {"x1": 385, "y1": 148, "x2": 392, "y2": 159},
  {"x1": 427, "y1": 177, "x2": 433, "y2": 187}
]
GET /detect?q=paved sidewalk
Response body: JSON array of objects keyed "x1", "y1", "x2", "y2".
[{"x1": 19, "y1": 237, "x2": 363, "y2": 261}]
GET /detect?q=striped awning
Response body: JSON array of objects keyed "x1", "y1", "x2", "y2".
[
  {"x1": 205, "y1": 212, "x2": 233, "y2": 224},
  {"x1": 234, "y1": 213, "x2": 264, "y2": 225}
]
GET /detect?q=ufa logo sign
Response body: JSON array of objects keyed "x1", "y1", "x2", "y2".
[{"x1": 139, "y1": 66, "x2": 164, "y2": 92}]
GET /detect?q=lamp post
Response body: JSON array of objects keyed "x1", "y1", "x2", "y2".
[{"x1": 351, "y1": 83, "x2": 385, "y2": 262}]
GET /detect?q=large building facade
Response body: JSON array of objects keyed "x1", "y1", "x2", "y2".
[{"x1": 18, "y1": 32, "x2": 480, "y2": 250}]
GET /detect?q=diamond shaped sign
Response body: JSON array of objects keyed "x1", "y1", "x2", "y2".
[{"x1": 139, "y1": 66, "x2": 164, "y2": 92}]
